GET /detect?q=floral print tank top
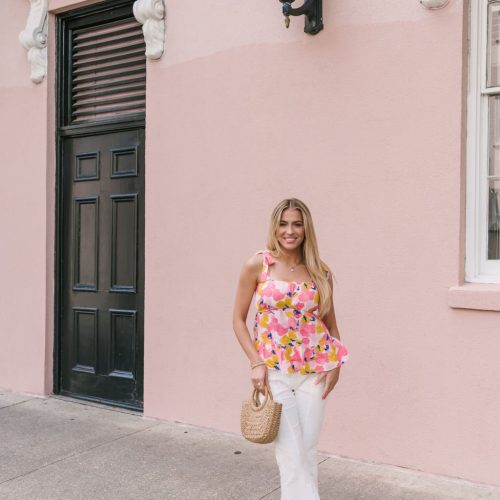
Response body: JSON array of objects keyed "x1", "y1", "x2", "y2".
[{"x1": 253, "y1": 250, "x2": 349, "y2": 374}]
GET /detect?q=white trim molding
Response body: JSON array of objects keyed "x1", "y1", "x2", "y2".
[
  {"x1": 19, "y1": 0, "x2": 48, "y2": 83},
  {"x1": 420, "y1": 0, "x2": 450, "y2": 9},
  {"x1": 466, "y1": 0, "x2": 500, "y2": 283},
  {"x1": 133, "y1": 0, "x2": 166, "y2": 60}
]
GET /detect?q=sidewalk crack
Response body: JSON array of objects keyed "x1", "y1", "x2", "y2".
[
  {"x1": 0, "y1": 399, "x2": 34, "y2": 411},
  {"x1": 0, "y1": 422, "x2": 161, "y2": 486},
  {"x1": 258, "y1": 485, "x2": 281, "y2": 499}
]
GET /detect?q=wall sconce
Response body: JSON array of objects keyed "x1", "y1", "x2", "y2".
[
  {"x1": 420, "y1": 0, "x2": 450, "y2": 9},
  {"x1": 279, "y1": 0, "x2": 323, "y2": 35}
]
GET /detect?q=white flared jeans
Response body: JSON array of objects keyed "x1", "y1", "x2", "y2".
[{"x1": 263, "y1": 369, "x2": 327, "y2": 500}]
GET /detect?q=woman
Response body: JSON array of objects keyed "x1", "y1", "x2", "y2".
[{"x1": 232, "y1": 198, "x2": 349, "y2": 500}]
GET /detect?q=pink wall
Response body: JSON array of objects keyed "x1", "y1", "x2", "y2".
[
  {"x1": 0, "y1": 0, "x2": 498, "y2": 488},
  {"x1": 143, "y1": 0, "x2": 499, "y2": 487},
  {"x1": 0, "y1": 1, "x2": 51, "y2": 395}
]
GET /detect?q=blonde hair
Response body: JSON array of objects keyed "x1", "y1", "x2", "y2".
[{"x1": 266, "y1": 198, "x2": 332, "y2": 317}]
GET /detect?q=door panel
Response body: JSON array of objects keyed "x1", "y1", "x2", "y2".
[{"x1": 60, "y1": 129, "x2": 144, "y2": 408}]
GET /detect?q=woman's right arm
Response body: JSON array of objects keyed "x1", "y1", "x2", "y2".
[{"x1": 232, "y1": 254, "x2": 268, "y2": 394}]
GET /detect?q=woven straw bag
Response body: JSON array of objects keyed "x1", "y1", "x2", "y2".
[{"x1": 241, "y1": 381, "x2": 282, "y2": 444}]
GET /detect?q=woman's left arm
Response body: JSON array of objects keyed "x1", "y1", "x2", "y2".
[{"x1": 315, "y1": 270, "x2": 342, "y2": 399}]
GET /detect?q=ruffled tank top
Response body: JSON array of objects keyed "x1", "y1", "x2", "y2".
[{"x1": 253, "y1": 250, "x2": 349, "y2": 374}]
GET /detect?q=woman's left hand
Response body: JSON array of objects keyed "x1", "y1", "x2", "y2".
[{"x1": 314, "y1": 367, "x2": 340, "y2": 400}]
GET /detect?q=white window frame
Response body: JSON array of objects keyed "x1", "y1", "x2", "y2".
[{"x1": 466, "y1": 0, "x2": 500, "y2": 282}]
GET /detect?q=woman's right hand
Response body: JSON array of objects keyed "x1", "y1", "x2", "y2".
[{"x1": 251, "y1": 364, "x2": 268, "y2": 395}]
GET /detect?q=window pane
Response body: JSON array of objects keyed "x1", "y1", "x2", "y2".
[
  {"x1": 489, "y1": 180, "x2": 500, "y2": 260},
  {"x1": 488, "y1": 96, "x2": 500, "y2": 176},
  {"x1": 487, "y1": 2, "x2": 500, "y2": 87},
  {"x1": 488, "y1": 96, "x2": 500, "y2": 259}
]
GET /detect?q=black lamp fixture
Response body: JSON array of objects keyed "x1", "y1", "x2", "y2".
[{"x1": 279, "y1": 0, "x2": 323, "y2": 35}]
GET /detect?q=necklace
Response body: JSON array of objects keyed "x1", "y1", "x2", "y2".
[{"x1": 289, "y1": 261, "x2": 301, "y2": 272}]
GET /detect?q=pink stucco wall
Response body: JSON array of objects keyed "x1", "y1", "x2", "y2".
[
  {"x1": 0, "y1": 0, "x2": 498, "y2": 488},
  {"x1": 0, "y1": 1, "x2": 51, "y2": 395},
  {"x1": 143, "y1": 0, "x2": 500, "y2": 486}
]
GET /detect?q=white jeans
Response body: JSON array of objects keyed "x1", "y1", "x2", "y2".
[{"x1": 261, "y1": 369, "x2": 327, "y2": 500}]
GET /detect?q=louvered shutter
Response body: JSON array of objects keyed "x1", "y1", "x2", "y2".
[{"x1": 71, "y1": 17, "x2": 146, "y2": 123}]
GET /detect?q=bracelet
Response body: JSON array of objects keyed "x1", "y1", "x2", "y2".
[{"x1": 250, "y1": 360, "x2": 266, "y2": 369}]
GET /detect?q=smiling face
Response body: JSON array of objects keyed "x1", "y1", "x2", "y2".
[{"x1": 277, "y1": 208, "x2": 305, "y2": 251}]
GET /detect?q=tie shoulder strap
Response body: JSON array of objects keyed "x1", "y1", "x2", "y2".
[{"x1": 256, "y1": 249, "x2": 274, "y2": 282}]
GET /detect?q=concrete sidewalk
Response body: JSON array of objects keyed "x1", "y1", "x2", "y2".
[{"x1": 0, "y1": 389, "x2": 498, "y2": 500}]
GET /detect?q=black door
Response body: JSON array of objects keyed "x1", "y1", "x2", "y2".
[
  {"x1": 60, "y1": 129, "x2": 144, "y2": 408},
  {"x1": 57, "y1": 1, "x2": 146, "y2": 409}
]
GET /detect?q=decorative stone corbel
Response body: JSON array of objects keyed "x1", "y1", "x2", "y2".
[
  {"x1": 19, "y1": 0, "x2": 48, "y2": 83},
  {"x1": 133, "y1": 0, "x2": 166, "y2": 60},
  {"x1": 420, "y1": 0, "x2": 450, "y2": 9}
]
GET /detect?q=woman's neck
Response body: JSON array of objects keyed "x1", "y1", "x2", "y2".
[{"x1": 279, "y1": 248, "x2": 303, "y2": 266}]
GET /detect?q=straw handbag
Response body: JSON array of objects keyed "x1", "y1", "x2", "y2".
[{"x1": 240, "y1": 381, "x2": 282, "y2": 444}]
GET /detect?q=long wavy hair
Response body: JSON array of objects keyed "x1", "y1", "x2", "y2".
[{"x1": 266, "y1": 198, "x2": 332, "y2": 317}]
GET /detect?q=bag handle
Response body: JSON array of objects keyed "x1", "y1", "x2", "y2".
[{"x1": 251, "y1": 380, "x2": 274, "y2": 412}]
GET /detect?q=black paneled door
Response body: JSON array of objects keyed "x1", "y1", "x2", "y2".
[
  {"x1": 60, "y1": 129, "x2": 144, "y2": 408},
  {"x1": 57, "y1": 1, "x2": 145, "y2": 409}
]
